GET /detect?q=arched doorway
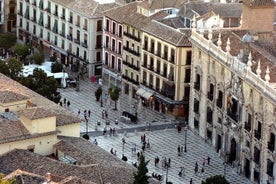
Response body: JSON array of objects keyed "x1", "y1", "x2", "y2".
[{"x1": 229, "y1": 138, "x2": 237, "y2": 164}]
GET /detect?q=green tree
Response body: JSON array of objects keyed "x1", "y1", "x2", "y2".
[
  {"x1": 108, "y1": 86, "x2": 120, "y2": 110},
  {"x1": 0, "y1": 58, "x2": 23, "y2": 79},
  {"x1": 133, "y1": 153, "x2": 150, "y2": 184},
  {"x1": 0, "y1": 33, "x2": 16, "y2": 52},
  {"x1": 202, "y1": 175, "x2": 229, "y2": 184},
  {"x1": 13, "y1": 43, "x2": 30, "y2": 61},
  {"x1": 31, "y1": 49, "x2": 45, "y2": 65},
  {"x1": 19, "y1": 68, "x2": 61, "y2": 103},
  {"x1": 0, "y1": 173, "x2": 16, "y2": 184},
  {"x1": 51, "y1": 62, "x2": 63, "y2": 73}
]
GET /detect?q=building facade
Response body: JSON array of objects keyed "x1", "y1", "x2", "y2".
[
  {"x1": 16, "y1": 0, "x2": 120, "y2": 78},
  {"x1": 189, "y1": 7, "x2": 276, "y2": 184}
]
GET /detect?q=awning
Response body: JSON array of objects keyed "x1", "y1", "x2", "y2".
[
  {"x1": 136, "y1": 88, "x2": 153, "y2": 99},
  {"x1": 154, "y1": 93, "x2": 188, "y2": 105},
  {"x1": 51, "y1": 45, "x2": 68, "y2": 56},
  {"x1": 136, "y1": 88, "x2": 146, "y2": 96}
]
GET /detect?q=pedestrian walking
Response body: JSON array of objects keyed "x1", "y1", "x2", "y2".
[
  {"x1": 105, "y1": 110, "x2": 108, "y2": 118},
  {"x1": 190, "y1": 178, "x2": 193, "y2": 184},
  {"x1": 168, "y1": 158, "x2": 171, "y2": 167},
  {"x1": 78, "y1": 109, "x2": 80, "y2": 117},
  {"x1": 137, "y1": 152, "x2": 140, "y2": 159},
  {"x1": 63, "y1": 98, "x2": 66, "y2": 105},
  {"x1": 202, "y1": 158, "x2": 206, "y2": 167},
  {"x1": 93, "y1": 139, "x2": 98, "y2": 145},
  {"x1": 177, "y1": 145, "x2": 181, "y2": 156},
  {"x1": 112, "y1": 128, "x2": 116, "y2": 136},
  {"x1": 88, "y1": 109, "x2": 91, "y2": 117},
  {"x1": 207, "y1": 156, "x2": 211, "y2": 165},
  {"x1": 201, "y1": 167, "x2": 205, "y2": 176},
  {"x1": 110, "y1": 148, "x2": 114, "y2": 154},
  {"x1": 102, "y1": 110, "x2": 105, "y2": 119},
  {"x1": 67, "y1": 100, "x2": 70, "y2": 108},
  {"x1": 109, "y1": 128, "x2": 112, "y2": 136},
  {"x1": 195, "y1": 162, "x2": 198, "y2": 175},
  {"x1": 59, "y1": 101, "x2": 63, "y2": 106}
]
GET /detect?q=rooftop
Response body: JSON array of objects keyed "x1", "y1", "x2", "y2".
[
  {"x1": 0, "y1": 136, "x2": 136, "y2": 184},
  {"x1": 0, "y1": 90, "x2": 29, "y2": 104}
]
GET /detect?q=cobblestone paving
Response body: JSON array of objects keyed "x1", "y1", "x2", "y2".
[{"x1": 58, "y1": 78, "x2": 252, "y2": 184}]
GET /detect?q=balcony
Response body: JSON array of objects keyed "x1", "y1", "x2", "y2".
[
  {"x1": 74, "y1": 39, "x2": 80, "y2": 44},
  {"x1": 44, "y1": 8, "x2": 51, "y2": 13},
  {"x1": 17, "y1": 11, "x2": 23, "y2": 16},
  {"x1": 194, "y1": 83, "x2": 200, "y2": 91},
  {"x1": 60, "y1": 15, "x2": 65, "y2": 20},
  {"x1": 53, "y1": 11, "x2": 58, "y2": 17},
  {"x1": 207, "y1": 92, "x2": 213, "y2": 101},
  {"x1": 216, "y1": 100, "x2": 222, "y2": 108},
  {"x1": 82, "y1": 42, "x2": 88, "y2": 48},
  {"x1": 75, "y1": 22, "x2": 80, "y2": 27},
  {"x1": 254, "y1": 130, "x2": 261, "y2": 140},
  {"x1": 227, "y1": 111, "x2": 238, "y2": 122},
  {"x1": 267, "y1": 142, "x2": 275, "y2": 152},
  {"x1": 8, "y1": 13, "x2": 17, "y2": 20},
  {"x1": 32, "y1": 1, "x2": 36, "y2": 6},
  {"x1": 67, "y1": 35, "x2": 72, "y2": 41},
  {"x1": 31, "y1": 17, "x2": 37, "y2": 23},
  {"x1": 83, "y1": 26, "x2": 87, "y2": 31},
  {"x1": 244, "y1": 122, "x2": 251, "y2": 132},
  {"x1": 45, "y1": 24, "x2": 51, "y2": 30},
  {"x1": 59, "y1": 32, "x2": 65, "y2": 37}
]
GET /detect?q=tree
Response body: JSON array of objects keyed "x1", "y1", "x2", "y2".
[
  {"x1": 133, "y1": 153, "x2": 150, "y2": 184},
  {"x1": 108, "y1": 86, "x2": 120, "y2": 110},
  {"x1": 0, "y1": 173, "x2": 16, "y2": 184},
  {"x1": 31, "y1": 49, "x2": 45, "y2": 65},
  {"x1": 0, "y1": 33, "x2": 16, "y2": 52},
  {"x1": 202, "y1": 175, "x2": 229, "y2": 184},
  {"x1": 13, "y1": 43, "x2": 30, "y2": 61},
  {"x1": 51, "y1": 62, "x2": 63, "y2": 73},
  {"x1": 19, "y1": 68, "x2": 61, "y2": 103},
  {"x1": 0, "y1": 58, "x2": 23, "y2": 79}
]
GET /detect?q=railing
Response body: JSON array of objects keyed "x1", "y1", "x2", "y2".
[
  {"x1": 216, "y1": 100, "x2": 222, "y2": 108},
  {"x1": 191, "y1": 29, "x2": 276, "y2": 103},
  {"x1": 194, "y1": 83, "x2": 200, "y2": 91},
  {"x1": 74, "y1": 39, "x2": 80, "y2": 44},
  {"x1": 67, "y1": 35, "x2": 72, "y2": 41},
  {"x1": 244, "y1": 122, "x2": 251, "y2": 132},
  {"x1": 267, "y1": 142, "x2": 274, "y2": 152},
  {"x1": 82, "y1": 42, "x2": 88, "y2": 48}
]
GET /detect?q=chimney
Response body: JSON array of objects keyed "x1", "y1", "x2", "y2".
[{"x1": 46, "y1": 173, "x2": 51, "y2": 183}]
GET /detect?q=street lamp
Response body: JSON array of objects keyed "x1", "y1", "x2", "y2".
[{"x1": 184, "y1": 126, "x2": 188, "y2": 152}]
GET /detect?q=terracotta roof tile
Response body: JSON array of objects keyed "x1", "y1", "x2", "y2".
[
  {"x1": 242, "y1": 0, "x2": 274, "y2": 7},
  {"x1": 104, "y1": 2, "x2": 138, "y2": 22},
  {"x1": 139, "y1": 0, "x2": 187, "y2": 10},
  {"x1": 0, "y1": 73, "x2": 81, "y2": 126},
  {"x1": 0, "y1": 90, "x2": 29, "y2": 103},
  {"x1": 143, "y1": 20, "x2": 191, "y2": 46},
  {"x1": 18, "y1": 107, "x2": 57, "y2": 120},
  {"x1": 178, "y1": 2, "x2": 242, "y2": 18}
]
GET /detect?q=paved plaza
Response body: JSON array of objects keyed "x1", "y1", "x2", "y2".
[{"x1": 58, "y1": 78, "x2": 252, "y2": 184}]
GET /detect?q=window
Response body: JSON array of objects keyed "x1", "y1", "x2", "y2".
[
  {"x1": 106, "y1": 19, "x2": 109, "y2": 31},
  {"x1": 97, "y1": 20, "x2": 102, "y2": 31},
  {"x1": 170, "y1": 48, "x2": 175, "y2": 63},
  {"x1": 118, "y1": 42, "x2": 122, "y2": 55},
  {"x1": 69, "y1": 12, "x2": 73, "y2": 23},
  {"x1": 105, "y1": 36, "x2": 109, "y2": 48},
  {"x1": 194, "y1": 99, "x2": 199, "y2": 113},
  {"x1": 208, "y1": 83, "x2": 214, "y2": 101},
  {"x1": 118, "y1": 59, "x2": 122, "y2": 72},
  {"x1": 163, "y1": 45, "x2": 168, "y2": 60},
  {"x1": 217, "y1": 90, "x2": 223, "y2": 108},
  {"x1": 83, "y1": 51, "x2": 87, "y2": 60},
  {"x1": 144, "y1": 36, "x2": 148, "y2": 50},
  {"x1": 185, "y1": 69, "x2": 190, "y2": 82},
  {"x1": 112, "y1": 39, "x2": 115, "y2": 51},
  {"x1": 112, "y1": 22, "x2": 116, "y2": 34},
  {"x1": 76, "y1": 15, "x2": 80, "y2": 27},
  {"x1": 111, "y1": 55, "x2": 115, "y2": 68},
  {"x1": 84, "y1": 19, "x2": 88, "y2": 30},
  {"x1": 118, "y1": 25, "x2": 122, "y2": 37},
  {"x1": 105, "y1": 52, "x2": 109, "y2": 65}
]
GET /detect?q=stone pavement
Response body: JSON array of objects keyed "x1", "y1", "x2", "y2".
[
  {"x1": 58, "y1": 78, "x2": 252, "y2": 184},
  {"x1": 93, "y1": 129, "x2": 252, "y2": 184},
  {"x1": 58, "y1": 77, "x2": 173, "y2": 134}
]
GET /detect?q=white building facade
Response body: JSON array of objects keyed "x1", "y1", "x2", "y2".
[{"x1": 17, "y1": 0, "x2": 119, "y2": 78}]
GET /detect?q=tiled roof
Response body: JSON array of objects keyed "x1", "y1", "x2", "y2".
[
  {"x1": 3, "y1": 169, "x2": 47, "y2": 184},
  {"x1": 203, "y1": 29, "x2": 276, "y2": 83},
  {"x1": 178, "y1": 2, "x2": 242, "y2": 18},
  {"x1": 242, "y1": 0, "x2": 274, "y2": 7},
  {"x1": 0, "y1": 118, "x2": 58, "y2": 144},
  {"x1": 0, "y1": 136, "x2": 136, "y2": 184},
  {"x1": 51, "y1": 0, "x2": 121, "y2": 18},
  {"x1": 0, "y1": 90, "x2": 29, "y2": 103},
  {"x1": 139, "y1": 0, "x2": 187, "y2": 10},
  {"x1": 158, "y1": 16, "x2": 185, "y2": 29},
  {"x1": 103, "y1": 2, "x2": 138, "y2": 22},
  {"x1": 143, "y1": 20, "x2": 191, "y2": 46},
  {"x1": 18, "y1": 107, "x2": 57, "y2": 120},
  {"x1": 56, "y1": 114, "x2": 82, "y2": 126},
  {"x1": 0, "y1": 73, "x2": 81, "y2": 126}
]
